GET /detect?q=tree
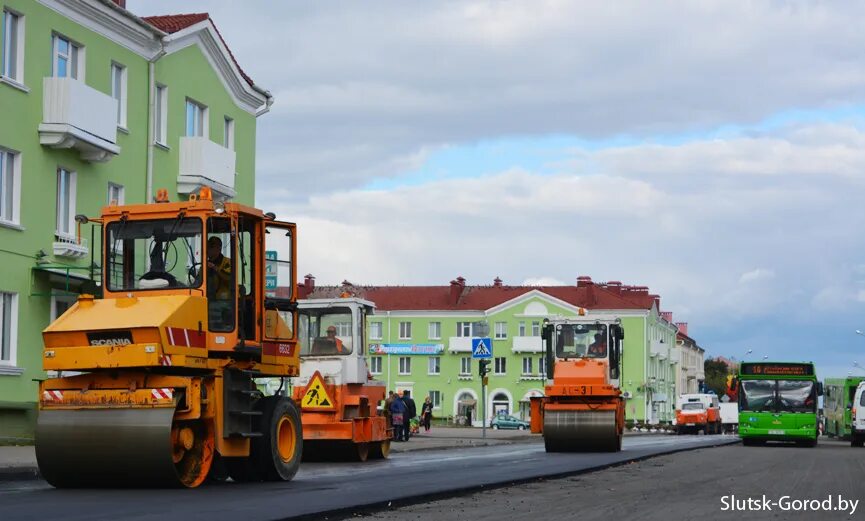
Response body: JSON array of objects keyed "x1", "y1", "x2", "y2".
[{"x1": 704, "y1": 358, "x2": 730, "y2": 397}]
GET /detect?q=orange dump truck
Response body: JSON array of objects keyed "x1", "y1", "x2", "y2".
[
  {"x1": 530, "y1": 315, "x2": 625, "y2": 452},
  {"x1": 675, "y1": 393, "x2": 722, "y2": 434},
  {"x1": 289, "y1": 297, "x2": 391, "y2": 461},
  {"x1": 36, "y1": 189, "x2": 304, "y2": 488}
]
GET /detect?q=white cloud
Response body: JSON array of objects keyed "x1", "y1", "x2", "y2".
[
  {"x1": 522, "y1": 277, "x2": 566, "y2": 286},
  {"x1": 739, "y1": 269, "x2": 776, "y2": 284}
]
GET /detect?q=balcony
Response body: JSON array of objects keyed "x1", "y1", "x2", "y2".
[
  {"x1": 53, "y1": 235, "x2": 88, "y2": 259},
  {"x1": 448, "y1": 337, "x2": 472, "y2": 353},
  {"x1": 177, "y1": 137, "x2": 237, "y2": 199},
  {"x1": 511, "y1": 336, "x2": 542, "y2": 353},
  {"x1": 38, "y1": 77, "x2": 119, "y2": 162}
]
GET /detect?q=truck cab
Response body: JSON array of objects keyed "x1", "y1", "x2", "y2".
[{"x1": 851, "y1": 382, "x2": 865, "y2": 447}]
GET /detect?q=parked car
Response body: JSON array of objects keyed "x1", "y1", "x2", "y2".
[{"x1": 490, "y1": 414, "x2": 530, "y2": 430}]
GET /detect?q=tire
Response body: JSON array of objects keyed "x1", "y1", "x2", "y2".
[
  {"x1": 369, "y1": 439, "x2": 391, "y2": 459},
  {"x1": 851, "y1": 435, "x2": 864, "y2": 448},
  {"x1": 492, "y1": 425, "x2": 499, "y2": 430},
  {"x1": 255, "y1": 396, "x2": 303, "y2": 482},
  {"x1": 518, "y1": 425, "x2": 526, "y2": 431}
]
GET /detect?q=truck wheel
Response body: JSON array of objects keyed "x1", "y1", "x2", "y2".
[
  {"x1": 852, "y1": 435, "x2": 864, "y2": 448},
  {"x1": 256, "y1": 397, "x2": 303, "y2": 482}
]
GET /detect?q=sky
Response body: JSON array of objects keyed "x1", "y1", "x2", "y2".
[{"x1": 130, "y1": 0, "x2": 865, "y2": 379}]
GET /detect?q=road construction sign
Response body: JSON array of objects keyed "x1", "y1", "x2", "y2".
[
  {"x1": 300, "y1": 371, "x2": 334, "y2": 410},
  {"x1": 471, "y1": 337, "x2": 492, "y2": 359}
]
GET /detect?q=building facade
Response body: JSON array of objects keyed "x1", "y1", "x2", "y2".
[
  {"x1": 675, "y1": 323, "x2": 705, "y2": 395},
  {"x1": 299, "y1": 275, "x2": 683, "y2": 426},
  {"x1": 0, "y1": 0, "x2": 271, "y2": 440}
]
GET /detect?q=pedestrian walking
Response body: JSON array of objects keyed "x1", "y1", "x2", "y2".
[
  {"x1": 421, "y1": 396, "x2": 433, "y2": 432},
  {"x1": 384, "y1": 390, "x2": 395, "y2": 437},
  {"x1": 389, "y1": 393, "x2": 407, "y2": 441},
  {"x1": 402, "y1": 390, "x2": 416, "y2": 441}
]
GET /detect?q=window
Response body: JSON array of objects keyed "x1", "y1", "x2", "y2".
[
  {"x1": 185, "y1": 98, "x2": 207, "y2": 137},
  {"x1": 428, "y1": 357, "x2": 440, "y2": 375},
  {"x1": 428, "y1": 321, "x2": 441, "y2": 340},
  {"x1": 531, "y1": 321, "x2": 541, "y2": 336},
  {"x1": 0, "y1": 148, "x2": 20, "y2": 224},
  {"x1": 456, "y1": 321, "x2": 472, "y2": 337},
  {"x1": 429, "y1": 390, "x2": 442, "y2": 409},
  {"x1": 369, "y1": 356, "x2": 382, "y2": 374},
  {"x1": 111, "y1": 63, "x2": 127, "y2": 127},
  {"x1": 55, "y1": 168, "x2": 76, "y2": 238},
  {"x1": 223, "y1": 116, "x2": 234, "y2": 149},
  {"x1": 155, "y1": 84, "x2": 168, "y2": 144},
  {"x1": 398, "y1": 356, "x2": 411, "y2": 375},
  {"x1": 494, "y1": 321, "x2": 507, "y2": 339},
  {"x1": 0, "y1": 292, "x2": 17, "y2": 365},
  {"x1": 369, "y1": 321, "x2": 382, "y2": 340},
  {"x1": 52, "y1": 34, "x2": 82, "y2": 80},
  {"x1": 522, "y1": 357, "x2": 533, "y2": 375},
  {"x1": 494, "y1": 357, "x2": 506, "y2": 375},
  {"x1": 107, "y1": 182, "x2": 124, "y2": 206},
  {"x1": 460, "y1": 356, "x2": 471, "y2": 375},
  {"x1": 538, "y1": 356, "x2": 546, "y2": 376},
  {"x1": 2, "y1": 9, "x2": 22, "y2": 82},
  {"x1": 518, "y1": 321, "x2": 526, "y2": 336},
  {"x1": 399, "y1": 321, "x2": 411, "y2": 340},
  {"x1": 333, "y1": 321, "x2": 351, "y2": 337}
]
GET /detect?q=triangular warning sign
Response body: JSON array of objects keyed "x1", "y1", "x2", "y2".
[{"x1": 300, "y1": 371, "x2": 335, "y2": 410}]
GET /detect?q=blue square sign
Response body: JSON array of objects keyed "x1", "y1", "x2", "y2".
[{"x1": 471, "y1": 338, "x2": 492, "y2": 359}]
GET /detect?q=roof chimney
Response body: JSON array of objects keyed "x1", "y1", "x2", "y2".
[
  {"x1": 649, "y1": 294, "x2": 660, "y2": 309},
  {"x1": 493, "y1": 276, "x2": 503, "y2": 287},
  {"x1": 112, "y1": 0, "x2": 127, "y2": 8},
  {"x1": 576, "y1": 275, "x2": 593, "y2": 288},
  {"x1": 675, "y1": 322, "x2": 688, "y2": 336},
  {"x1": 660, "y1": 311, "x2": 673, "y2": 323},
  {"x1": 450, "y1": 277, "x2": 466, "y2": 305},
  {"x1": 304, "y1": 274, "x2": 315, "y2": 292},
  {"x1": 606, "y1": 280, "x2": 622, "y2": 295}
]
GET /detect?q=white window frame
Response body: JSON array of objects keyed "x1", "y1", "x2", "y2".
[
  {"x1": 428, "y1": 356, "x2": 440, "y2": 375},
  {"x1": 494, "y1": 357, "x2": 506, "y2": 375},
  {"x1": 107, "y1": 182, "x2": 124, "y2": 206},
  {"x1": 460, "y1": 356, "x2": 471, "y2": 375},
  {"x1": 531, "y1": 321, "x2": 541, "y2": 337},
  {"x1": 223, "y1": 116, "x2": 234, "y2": 150},
  {"x1": 155, "y1": 84, "x2": 168, "y2": 145},
  {"x1": 0, "y1": 147, "x2": 21, "y2": 226},
  {"x1": 335, "y1": 321, "x2": 351, "y2": 337},
  {"x1": 428, "y1": 321, "x2": 441, "y2": 340},
  {"x1": 2, "y1": 9, "x2": 24, "y2": 84},
  {"x1": 522, "y1": 357, "x2": 533, "y2": 375},
  {"x1": 456, "y1": 321, "x2": 472, "y2": 337},
  {"x1": 398, "y1": 321, "x2": 411, "y2": 340},
  {"x1": 111, "y1": 62, "x2": 127, "y2": 128},
  {"x1": 398, "y1": 356, "x2": 411, "y2": 375},
  {"x1": 518, "y1": 321, "x2": 526, "y2": 336},
  {"x1": 369, "y1": 321, "x2": 382, "y2": 340},
  {"x1": 52, "y1": 33, "x2": 83, "y2": 80},
  {"x1": 494, "y1": 321, "x2": 507, "y2": 339},
  {"x1": 539, "y1": 356, "x2": 546, "y2": 376},
  {"x1": 185, "y1": 98, "x2": 208, "y2": 137},
  {"x1": 369, "y1": 356, "x2": 382, "y2": 375},
  {"x1": 55, "y1": 168, "x2": 76, "y2": 239},
  {"x1": 50, "y1": 294, "x2": 77, "y2": 322},
  {"x1": 429, "y1": 390, "x2": 442, "y2": 409},
  {"x1": 0, "y1": 292, "x2": 18, "y2": 367}
]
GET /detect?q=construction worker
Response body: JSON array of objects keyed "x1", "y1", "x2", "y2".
[
  {"x1": 587, "y1": 333, "x2": 607, "y2": 357},
  {"x1": 326, "y1": 325, "x2": 346, "y2": 353},
  {"x1": 206, "y1": 236, "x2": 232, "y2": 299}
]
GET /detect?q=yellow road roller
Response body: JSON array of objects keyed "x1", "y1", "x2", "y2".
[{"x1": 36, "y1": 188, "x2": 303, "y2": 487}]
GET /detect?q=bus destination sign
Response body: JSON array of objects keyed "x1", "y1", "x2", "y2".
[{"x1": 740, "y1": 363, "x2": 814, "y2": 376}]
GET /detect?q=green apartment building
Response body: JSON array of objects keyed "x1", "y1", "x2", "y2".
[
  {"x1": 0, "y1": 0, "x2": 272, "y2": 440},
  {"x1": 299, "y1": 275, "x2": 682, "y2": 426}
]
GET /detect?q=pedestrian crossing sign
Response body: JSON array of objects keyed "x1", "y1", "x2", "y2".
[
  {"x1": 300, "y1": 371, "x2": 334, "y2": 410},
  {"x1": 471, "y1": 337, "x2": 493, "y2": 359}
]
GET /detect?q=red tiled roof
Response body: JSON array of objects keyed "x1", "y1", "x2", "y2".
[
  {"x1": 291, "y1": 278, "x2": 658, "y2": 312},
  {"x1": 142, "y1": 13, "x2": 255, "y2": 87}
]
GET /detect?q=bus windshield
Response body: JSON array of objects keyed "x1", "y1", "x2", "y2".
[{"x1": 740, "y1": 380, "x2": 816, "y2": 413}]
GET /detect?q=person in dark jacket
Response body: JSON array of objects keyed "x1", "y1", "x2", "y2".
[
  {"x1": 389, "y1": 394, "x2": 407, "y2": 441},
  {"x1": 420, "y1": 396, "x2": 433, "y2": 432},
  {"x1": 402, "y1": 390, "x2": 417, "y2": 441}
]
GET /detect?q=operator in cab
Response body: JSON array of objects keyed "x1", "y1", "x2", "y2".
[
  {"x1": 206, "y1": 236, "x2": 232, "y2": 299},
  {"x1": 587, "y1": 333, "x2": 607, "y2": 358},
  {"x1": 325, "y1": 325, "x2": 346, "y2": 354}
]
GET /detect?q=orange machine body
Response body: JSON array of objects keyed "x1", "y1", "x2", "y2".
[
  {"x1": 292, "y1": 373, "x2": 389, "y2": 443},
  {"x1": 675, "y1": 393, "x2": 722, "y2": 434}
]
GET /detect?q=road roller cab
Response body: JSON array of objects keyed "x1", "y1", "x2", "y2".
[
  {"x1": 530, "y1": 314, "x2": 626, "y2": 452},
  {"x1": 37, "y1": 189, "x2": 304, "y2": 488},
  {"x1": 289, "y1": 297, "x2": 391, "y2": 461}
]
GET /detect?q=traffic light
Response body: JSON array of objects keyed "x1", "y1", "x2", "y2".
[{"x1": 478, "y1": 359, "x2": 491, "y2": 377}]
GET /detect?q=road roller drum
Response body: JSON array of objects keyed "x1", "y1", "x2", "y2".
[{"x1": 543, "y1": 409, "x2": 620, "y2": 452}]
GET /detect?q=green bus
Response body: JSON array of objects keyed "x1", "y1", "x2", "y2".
[
  {"x1": 738, "y1": 361, "x2": 821, "y2": 447},
  {"x1": 823, "y1": 377, "x2": 865, "y2": 440}
]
